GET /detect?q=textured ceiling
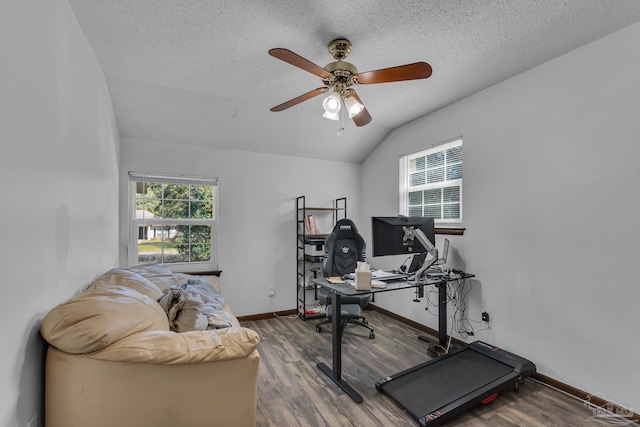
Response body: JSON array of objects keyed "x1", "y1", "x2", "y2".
[{"x1": 69, "y1": 0, "x2": 640, "y2": 163}]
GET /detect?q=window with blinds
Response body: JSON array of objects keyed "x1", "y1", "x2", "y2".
[
  {"x1": 129, "y1": 172, "x2": 218, "y2": 272},
  {"x1": 399, "y1": 137, "x2": 463, "y2": 225}
]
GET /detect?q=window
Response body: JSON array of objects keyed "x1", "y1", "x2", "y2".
[
  {"x1": 399, "y1": 137, "x2": 462, "y2": 226},
  {"x1": 129, "y1": 172, "x2": 218, "y2": 273}
]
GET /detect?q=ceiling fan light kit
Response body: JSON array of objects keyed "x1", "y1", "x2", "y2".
[
  {"x1": 322, "y1": 91, "x2": 342, "y2": 114},
  {"x1": 269, "y1": 38, "x2": 432, "y2": 127},
  {"x1": 342, "y1": 89, "x2": 364, "y2": 118},
  {"x1": 322, "y1": 110, "x2": 340, "y2": 121}
]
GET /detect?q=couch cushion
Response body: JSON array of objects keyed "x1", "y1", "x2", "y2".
[
  {"x1": 88, "y1": 327, "x2": 260, "y2": 364},
  {"x1": 41, "y1": 285, "x2": 170, "y2": 354}
]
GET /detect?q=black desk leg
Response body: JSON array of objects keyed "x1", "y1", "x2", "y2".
[
  {"x1": 438, "y1": 280, "x2": 447, "y2": 347},
  {"x1": 316, "y1": 292, "x2": 363, "y2": 403},
  {"x1": 418, "y1": 280, "x2": 448, "y2": 348}
]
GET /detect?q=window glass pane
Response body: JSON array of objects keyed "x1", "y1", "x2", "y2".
[
  {"x1": 447, "y1": 146, "x2": 462, "y2": 163},
  {"x1": 190, "y1": 185, "x2": 211, "y2": 201},
  {"x1": 408, "y1": 191, "x2": 423, "y2": 205},
  {"x1": 163, "y1": 183, "x2": 190, "y2": 200},
  {"x1": 427, "y1": 151, "x2": 444, "y2": 169},
  {"x1": 424, "y1": 205, "x2": 441, "y2": 219},
  {"x1": 162, "y1": 200, "x2": 190, "y2": 219},
  {"x1": 190, "y1": 201, "x2": 213, "y2": 219},
  {"x1": 188, "y1": 225, "x2": 211, "y2": 244},
  {"x1": 408, "y1": 206, "x2": 423, "y2": 216},
  {"x1": 446, "y1": 164, "x2": 462, "y2": 180},
  {"x1": 191, "y1": 244, "x2": 211, "y2": 262},
  {"x1": 137, "y1": 237, "x2": 163, "y2": 264},
  {"x1": 142, "y1": 183, "x2": 162, "y2": 198},
  {"x1": 410, "y1": 156, "x2": 425, "y2": 172},
  {"x1": 171, "y1": 244, "x2": 190, "y2": 263},
  {"x1": 409, "y1": 171, "x2": 426, "y2": 186},
  {"x1": 443, "y1": 203, "x2": 460, "y2": 219},
  {"x1": 427, "y1": 167, "x2": 444, "y2": 183},
  {"x1": 443, "y1": 186, "x2": 460, "y2": 202},
  {"x1": 424, "y1": 189, "x2": 442, "y2": 204}
]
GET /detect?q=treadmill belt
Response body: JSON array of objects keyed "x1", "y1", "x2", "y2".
[{"x1": 381, "y1": 349, "x2": 513, "y2": 419}]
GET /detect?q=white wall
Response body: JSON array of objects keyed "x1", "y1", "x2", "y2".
[
  {"x1": 120, "y1": 137, "x2": 361, "y2": 316},
  {"x1": 0, "y1": 1, "x2": 120, "y2": 426},
  {"x1": 362, "y1": 22, "x2": 640, "y2": 409}
]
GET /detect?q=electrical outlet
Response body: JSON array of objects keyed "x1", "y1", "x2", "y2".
[
  {"x1": 482, "y1": 311, "x2": 490, "y2": 322},
  {"x1": 27, "y1": 412, "x2": 38, "y2": 427},
  {"x1": 269, "y1": 287, "x2": 275, "y2": 297}
]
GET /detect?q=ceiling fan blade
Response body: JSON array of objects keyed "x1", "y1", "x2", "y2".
[
  {"x1": 270, "y1": 87, "x2": 329, "y2": 112},
  {"x1": 349, "y1": 91, "x2": 372, "y2": 127},
  {"x1": 269, "y1": 48, "x2": 333, "y2": 79},
  {"x1": 356, "y1": 62, "x2": 432, "y2": 85}
]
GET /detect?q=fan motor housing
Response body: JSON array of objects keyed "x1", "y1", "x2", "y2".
[{"x1": 323, "y1": 61, "x2": 357, "y2": 88}]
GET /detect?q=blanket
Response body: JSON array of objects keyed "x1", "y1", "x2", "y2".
[{"x1": 157, "y1": 279, "x2": 233, "y2": 332}]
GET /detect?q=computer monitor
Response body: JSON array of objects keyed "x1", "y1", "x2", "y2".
[{"x1": 372, "y1": 216, "x2": 436, "y2": 257}]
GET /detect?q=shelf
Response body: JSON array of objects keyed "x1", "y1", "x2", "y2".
[
  {"x1": 298, "y1": 207, "x2": 345, "y2": 211},
  {"x1": 299, "y1": 234, "x2": 330, "y2": 239},
  {"x1": 296, "y1": 195, "x2": 346, "y2": 321}
]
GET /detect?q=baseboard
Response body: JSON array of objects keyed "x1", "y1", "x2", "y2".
[
  {"x1": 531, "y1": 372, "x2": 639, "y2": 423},
  {"x1": 237, "y1": 309, "x2": 297, "y2": 322},
  {"x1": 240, "y1": 304, "x2": 639, "y2": 423}
]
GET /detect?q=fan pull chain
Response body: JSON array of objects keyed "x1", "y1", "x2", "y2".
[{"x1": 337, "y1": 101, "x2": 345, "y2": 136}]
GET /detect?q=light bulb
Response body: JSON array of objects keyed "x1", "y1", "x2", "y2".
[
  {"x1": 322, "y1": 92, "x2": 341, "y2": 114},
  {"x1": 343, "y1": 95, "x2": 364, "y2": 118}
]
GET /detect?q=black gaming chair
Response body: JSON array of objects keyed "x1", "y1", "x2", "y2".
[{"x1": 315, "y1": 218, "x2": 375, "y2": 339}]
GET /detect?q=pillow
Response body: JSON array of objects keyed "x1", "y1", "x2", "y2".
[
  {"x1": 88, "y1": 268, "x2": 163, "y2": 299},
  {"x1": 126, "y1": 263, "x2": 183, "y2": 292},
  {"x1": 40, "y1": 285, "x2": 170, "y2": 354},
  {"x1": 176, "y1": 273, "x2": 222, "y2": 294}
]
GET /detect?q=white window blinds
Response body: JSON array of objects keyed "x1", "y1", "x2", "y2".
[{"x1": 399, "y1": 137, "x2": 463, "y2": 225}]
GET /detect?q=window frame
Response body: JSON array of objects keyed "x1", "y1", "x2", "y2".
[
  {"x1": 128, "y1": 172, "x2": 219, "y2": 273},
  {"x1": 399, "y1": 137, "x2": 463, "y2": 227}
]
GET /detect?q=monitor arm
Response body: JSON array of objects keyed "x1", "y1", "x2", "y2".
[{"x1": 403, "y1": 226, "x2": 438, "y2": 281}]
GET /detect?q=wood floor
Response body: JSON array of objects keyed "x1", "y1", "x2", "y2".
[{"x1": 241, "y1": 310, "x2": 605, "y2": 427}]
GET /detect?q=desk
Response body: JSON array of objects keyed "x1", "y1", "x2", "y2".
[{"x1": 311, "y1": 273, "x2": 474, "y2": 403}]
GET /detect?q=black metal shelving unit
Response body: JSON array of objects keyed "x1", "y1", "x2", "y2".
[{"x1": 296, "y1": 195, "x2": 347, "y2": 320}]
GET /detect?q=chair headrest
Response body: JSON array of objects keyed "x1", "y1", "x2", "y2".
[{"x1": 332, "y1": 219, "x2": 359, "y2": 239}]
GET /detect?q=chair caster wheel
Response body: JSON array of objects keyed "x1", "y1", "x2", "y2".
[
  {"x1": 315, "y1": 326, "x2": 322, "y2": 333},
  {"x1": 369, "y1": 332, "x2": 375, "y2": 339}
]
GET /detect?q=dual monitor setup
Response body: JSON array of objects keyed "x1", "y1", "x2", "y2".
[{"x1": 371, "y1": 216, "x2": 449, "y2": 280}]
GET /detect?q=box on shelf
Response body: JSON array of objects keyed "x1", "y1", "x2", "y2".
[{"x1": 304, "y1": 238, "x2": 325, "y2": 262}]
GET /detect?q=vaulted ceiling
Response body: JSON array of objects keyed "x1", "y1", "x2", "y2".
[{"x1": 69, "y1": 0, "x2": 640, "y2": 163}]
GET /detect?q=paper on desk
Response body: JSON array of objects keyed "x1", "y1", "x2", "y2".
[
  {"x1": 348, "y1": 279, "x2": 386, "y2": 289},
  {"x1": 327, "y1": 277, "x2": 345, "y2": 284},
  {"x1": 372, "y1": 269, "x2": 397, "y2": 279}
]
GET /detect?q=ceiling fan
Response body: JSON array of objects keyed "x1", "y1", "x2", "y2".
[{"x1": 269, "y1": 39, "x2": 432, "y2": 127}]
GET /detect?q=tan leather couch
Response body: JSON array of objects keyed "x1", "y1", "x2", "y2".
[{"x1": 40, "y1": 264, "x2": 260, "y2": 427}]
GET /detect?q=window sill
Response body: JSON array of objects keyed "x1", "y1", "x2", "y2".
[
  {"x1": 187, "y1": 270, "x2": 222, "y2": 277},
  {"x1": 435, "y1": 227, "x2": 465, "y2": 236}
]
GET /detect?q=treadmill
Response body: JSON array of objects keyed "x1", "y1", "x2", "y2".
[{"x1": 376, "y1": 341, "x2": 536, "y2": 426}]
